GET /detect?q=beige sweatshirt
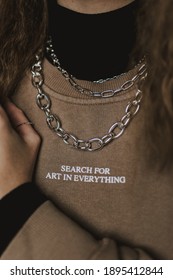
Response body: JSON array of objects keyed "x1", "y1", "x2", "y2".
[{"x1": 1, "y1": 59, "x2": 173, "y2": 260}]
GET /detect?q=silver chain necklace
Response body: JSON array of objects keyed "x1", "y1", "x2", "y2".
[
  {"x1": 31, "y1": 54, "x2": 147, "y2": 152},
  {"x1": 46, "y1": 37, "x2": 147, "y2": 98}
]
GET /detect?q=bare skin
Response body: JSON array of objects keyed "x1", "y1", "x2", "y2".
[
  {"x1": 0, "y1": 101, "x2": 41, "y2": 198},
  {"x1": 57, "y1": 0, "x2": 135, "y2": 14}
]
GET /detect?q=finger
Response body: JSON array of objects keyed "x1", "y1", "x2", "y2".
[
  {"x1": 3, "y1": 100, "x2": 36, "y2": 138},
  {"x1": 0, "y1": 103, "x2": 14, "y2": 131}
]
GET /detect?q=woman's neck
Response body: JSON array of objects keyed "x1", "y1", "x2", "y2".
[
  {"x1": 57, "y1": 0, "x2": 135, "y2": 14},
  {"x1": 47, "y1": 1, "x2": 139, "y2": 81}
]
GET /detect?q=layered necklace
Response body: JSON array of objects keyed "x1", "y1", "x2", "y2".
[
  {"x1": 30, "y1": 1, "x2": 147, "y2": 151},
  {"x1": 31, "y1": 38, "x2": 147, "y2": 152},
  {"x1": 46, "y1": 37, "x2": 146, "y2": 98}
]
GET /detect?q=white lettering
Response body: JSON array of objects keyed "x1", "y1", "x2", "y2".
[
  {"x1": 120, "y1": 176, "x2": 126, "y2": 183},
  {"x1": 61, "y1": 165, "x2": 66, "y2": 172},
  {"x1": 87, "y1": 176, "x2": 126, "y2": 184},
  {"x1": 47, "y1": 165, "x2": 126, "y2": 185},
  {"x1": 74, "y1": 175, "x2": 79, "y2": 181},
  {"x1": 46, "y1": 173, "x2": 62, "y2": 180},
  {"x1": 94, "y1": 167, "x2": 110, "y2": 174},
  {"x1": 63, "y1": 174, "x2": 73, "y2": 181},
  {"x1": 46, "y1": 172, "x2": 51, "y2": 179},
  {"x1": 104, "y1": 176, "x2": 113, "y2": 183},
  {"x1": 61, "y1": 165, "x2": 93, "y2": 174}
]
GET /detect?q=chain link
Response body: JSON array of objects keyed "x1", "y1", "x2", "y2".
[
  {"x1": 46, "y1": 37, "x2": 147, "y2": 98},
  {"x1": 31, "y1": 54, "x2": 147, "y2": 152}
]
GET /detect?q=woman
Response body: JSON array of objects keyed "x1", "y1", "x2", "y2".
[{"x1": 0, "y1": 0, "x2": 173, "y2": 259}]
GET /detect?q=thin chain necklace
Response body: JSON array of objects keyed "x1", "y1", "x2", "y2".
[
  {"x1": 46, "y1": 37, "x2": 146, "y2": 98},
  {"x1": 31, "y1": 53, "x2": 147, "y2": 152}
]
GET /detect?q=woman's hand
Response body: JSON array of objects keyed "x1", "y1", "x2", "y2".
[{"x1": 0, "y1": 100, "x2": 41, "y2": 198}]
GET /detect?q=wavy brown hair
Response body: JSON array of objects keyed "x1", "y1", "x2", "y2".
[
  {"x1": 0, "y1": 0, "x2": 48, "y2": 96},
  {"x1": 135, "y1": 0, "x2": 173, "y2": 167},
  {"x1": 0, "y1": 0, "x2": 173, "y2": 166}
]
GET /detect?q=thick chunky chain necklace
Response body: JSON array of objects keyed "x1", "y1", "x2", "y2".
[
  {"x1": 31, "y1": 54, "x2": 147, "y2": 152},
  {"x1": 46, "y1": 37, "x2": 146, "y2": 98}
]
